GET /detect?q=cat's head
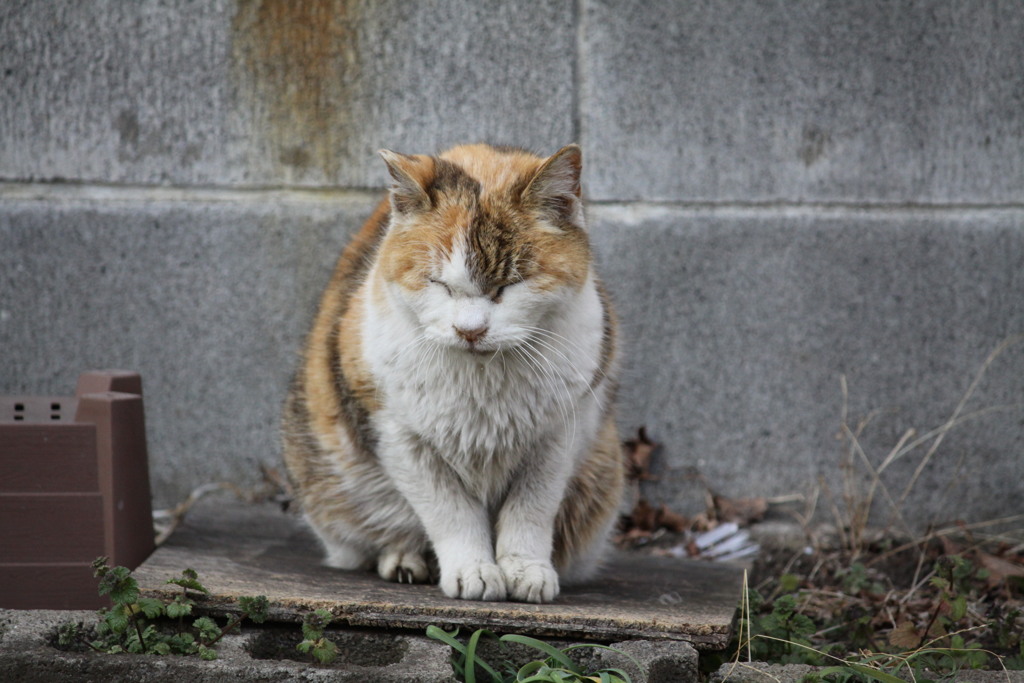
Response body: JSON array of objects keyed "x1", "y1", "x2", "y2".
[{"x1": 374, "y1": 143, "x2": 592, "y2": 355}]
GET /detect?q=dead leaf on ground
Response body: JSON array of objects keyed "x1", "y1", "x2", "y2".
[
  {"x1": 713, "y1": 494, "x2": 768, "y2": 526},
  {"x1": 623, "y1": 426, "x2": 659, "y2": 481},
  {"x1": 617, "y1": 498, "x2": 691, "y2": 544},
  {"x1": 888, "y1": 621, "x2": 922, "y2": 649},
  {"x1": 977, "y1": 551, "x2": 1024, "y2": 589},
  {"x1": 620, "y1": 527, "x2": 653, "y2": 543},
  {"x1": 630, "y1": 498, "x2": 659, "y2": 531},
  {"x1": 658, "y1": 504, "x2": 689, "y2": 532},
  {"x1": 691, "y1": 512, "x2": 714, "y2": 532},
  {"x1": 939, "y1": 535, "x2": 963, "y2": 557}
]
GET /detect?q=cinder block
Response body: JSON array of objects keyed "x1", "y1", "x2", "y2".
[
  {"x1": 589, "y1": 204, "x2": 1024, "y2": 527},
  {"x1": 0, "y1": 609, "x2": 456, "y2": 682},
  {"x1": 598, "y1": 639, "x2": 699, "y2": 683},
  {"x1": 0, "y1": 1, "x2": 575, "y2": 188},
  {"x1": 581, "y1": 0, "x2": 1024, "y2": 202}
]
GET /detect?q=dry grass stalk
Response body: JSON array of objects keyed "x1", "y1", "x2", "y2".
[{"x1": 829, "y1": 335, "x2": 1024, "y2": 562}]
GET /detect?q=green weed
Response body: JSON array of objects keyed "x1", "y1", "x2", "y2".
[
  {"x1": 55, "y1": 557, "x2": 268, "y2": 660},
  {"x1": 296, "y1": 608, "x2": 339, "y2": 665},
  {"x1": 719, "y1": 547, "x2": 1024, "y2": 682},
  {"x1": 426, "y1": 625, "x2": 637, "y2": 683}
]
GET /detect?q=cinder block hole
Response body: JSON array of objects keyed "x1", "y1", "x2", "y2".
[
  {"x1": 12, "y1": 403, "x2": 25, "y2": 421},
  {"x1": 246, "y1": 628, "x2": 407, "y2": 667}
]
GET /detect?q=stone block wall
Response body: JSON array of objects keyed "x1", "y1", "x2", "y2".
[{"x1": 2, "y1": 1, "x2": 1022, "y2": 527}]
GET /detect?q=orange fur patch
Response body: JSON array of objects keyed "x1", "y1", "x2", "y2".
[{"x1": 377, "y1": 143, "x2": 591, "y2": 295}]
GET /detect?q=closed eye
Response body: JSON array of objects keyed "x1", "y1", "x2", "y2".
[
  {"x1": 489, "y1": 279, "x2": 523, "y2": 302},
  {"x1": 428, "y1": 278, "x2": 452, "y2": 295}
]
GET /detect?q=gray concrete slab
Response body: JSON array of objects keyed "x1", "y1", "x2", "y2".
[
  {"x1": 2, "y1": 197, "x2": 1021, "y2": 528},
  {"x1": 581, "y1": 0, "x2": 1024, "y2": 202},
  {"x1": 0, "y1": 0, "x2": 575, "y2": 188},
  {"x1": 589, "y1": 204, "x2": 1024, "y2": 528},
  {"x1": 0, "y1": 190, "x2": 379, "y2": 507},
  {"x1": 133, "y1": 497, "x2": 744, "y2": 649},
  {"x1": 1, "y1": 2, "x2": 237, "y2": 186}
]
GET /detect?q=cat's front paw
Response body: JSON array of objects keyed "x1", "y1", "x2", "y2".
[
  {"x1": 498, "y1": 556, "x2": 560, "y2": 603},
  {"x1": 440, "y1": 561, "x2": 507, "y2": 601},
  {"x1": 377, "y1": 548, "x2": 430, "y2": 584}
]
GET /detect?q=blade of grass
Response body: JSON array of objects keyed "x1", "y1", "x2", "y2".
[
  {"x1": 596, "y1": 668, "x2": 632, "y2": 682},
  {"x1": 754, "y1": 635, "x2": 907, "y2": 682},
  {"x1": 562, "y1": 642, "x2": 642, "y2": 674},
  {"x1": 818, "y1": 664, "x2": 905, "y2": 683},
  {"x1": 464, "y1": 629, "x2": 479, "y2": 683},
  {"x1": 425, "y1": 625, "x2": 466, "y2": 656},
  {"x1": 426, "y1": 626, "x2": 502, "y2": 682},
  {"x1": 465, "y1": 627, "x2": 492, "y2": 683},
  {"x1": 516, "y1": 660, "x2": 550, "y2": 681},
  {"x1": 500, "y1": 634, "x2": 577, "y2": 671}
]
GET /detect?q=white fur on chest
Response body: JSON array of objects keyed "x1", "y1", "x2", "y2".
[{"x1": 361, "y1": 270, "x2": 607, "y2": 496}]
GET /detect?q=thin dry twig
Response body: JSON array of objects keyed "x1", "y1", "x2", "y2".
[
  {"x1": 153, "y1": 482, "x2": 241, "y2": 546},
  {"x1": 153, "y1": 464, "x2": 292, "y2": 545},
  {"x1": 893, "y1": 334, "x2": 1024, "y2": 519},
  {"x1": 868, "y1": 514, "x2": 1024, "y2": 567}
]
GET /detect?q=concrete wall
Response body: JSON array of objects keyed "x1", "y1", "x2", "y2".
[{"x1": 2, "y1": 1, "x2": 1022, "y2": 530}]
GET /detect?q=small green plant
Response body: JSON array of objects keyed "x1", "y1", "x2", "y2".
[
  {"x1": 740, "y1": 590, "x2": 829, "y2": 666},
  {"x1": 56, "y1": 557, "x2": 268, "y2": 660},
  {"x1": 722, "y1": 550, "x2": 1023, "y2": 683},
  {"x1": 838, "y1": 563, "x2": 885, "y2": 597},
  {"x1": 426, "y1": 625, "x2": 636, "y2": 683},
  {"x1": 296, "y1": 608, "x2": 339, "y2": 665},
  {"x1": 993, "y1": 606, "x2": 1024, "y2": 669}
]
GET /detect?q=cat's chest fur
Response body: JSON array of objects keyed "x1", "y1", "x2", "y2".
[
  {"x1": 362, "y1": 284, "x2": 602, "y2": 494},
  {"x1": 390, "y1": 346, "x2": 574, "y2": 445},
  {"x1": 379, "y1": 349, "x2": 583, "y2": 497}
]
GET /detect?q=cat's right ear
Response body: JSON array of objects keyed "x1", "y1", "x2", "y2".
[{"x1": 379, "y1": 150, "x2": 432, "y2": 215}]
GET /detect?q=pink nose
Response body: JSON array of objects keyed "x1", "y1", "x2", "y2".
[{"x1": 455, "y1": 325, "x2": 488, "y2": 344}]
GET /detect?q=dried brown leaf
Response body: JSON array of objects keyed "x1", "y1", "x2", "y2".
[
  {"x1": 691, "y1": 512, "x2": 714, "y2": 532},
  {"x1": 713, "y1": 495, "x2": 768, "y2": 525},
  {"x1": 888, "y1": 621, "x2": 921, "y2": 649},
  {"x1": 977, "y1": 551, "x2": 1024, "y2": 588},
  {"x1": 622, "y1": 528, "x2": 653, "y2": 542},
  {"x1": 629, "y1": 498, "x2": 658, "y2": 532},
  {"x1": 939, "y1": 535, "x2": 963, "y2": 557},
  {"x1": 657, "y1": 504, "x2": 689, "y2": 533},
  {"x1": 623, "y1": 426, "x2": 659, "y2": 481}
]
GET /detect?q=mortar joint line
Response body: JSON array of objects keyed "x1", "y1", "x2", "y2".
[{"x1": 2, "y1": 180, "x2": 1024, "y2": 214}]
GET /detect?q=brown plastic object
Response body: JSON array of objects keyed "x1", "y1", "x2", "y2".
[{"x1": 0, "y1": 370, "x2": 155, "y2": 609}]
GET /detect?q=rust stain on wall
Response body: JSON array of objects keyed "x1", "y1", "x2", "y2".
[{"x1": 232, "y1": 0, "x2": 359, "y2": 181}]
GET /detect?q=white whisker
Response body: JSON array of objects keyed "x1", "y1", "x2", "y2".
[
  {"x1": 512, "y1": 341, "x2": 577, "y2": 450},
  {"x1": 518, "y1": 325, "x2": 604, "y2": 411}
]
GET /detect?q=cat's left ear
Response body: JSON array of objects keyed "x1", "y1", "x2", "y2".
[{"x1": 522, "y1": 144, "x2": 584, "y2": 228}]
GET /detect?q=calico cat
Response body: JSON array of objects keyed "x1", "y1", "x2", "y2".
[{"x1": 282, "y1": 143, "x2": 623, "y2": 603}]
